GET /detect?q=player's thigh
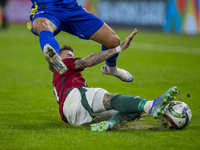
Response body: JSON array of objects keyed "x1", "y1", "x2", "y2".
[
  {"x1": 90, "y1": 23, "x2": 120, "y2": 48},
  {"x1": 63, "y1": 87, "x2": 108, "y2": 126},
  {"x1": 61, "y1": 6, "x2": 120, "y2": 48},
  {"x1": 91, "y1": 88, "x2": 109, "y2": 113},
  {"x1": 32, "y1": 17, "x2": 57, "y2": 35},
  {"x1": 63, "y1": 88, "x2": 93, "y2": 126}
]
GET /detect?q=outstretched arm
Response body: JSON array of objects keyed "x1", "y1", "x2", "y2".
[{"x1": 74, "y1": 28, "x2": 138, "y2": 70}]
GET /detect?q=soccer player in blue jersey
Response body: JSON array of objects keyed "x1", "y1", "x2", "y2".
[{"x1": 27, "y1": 0, "x2": 133, "y2": 82}]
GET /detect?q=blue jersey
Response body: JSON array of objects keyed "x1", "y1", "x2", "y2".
[
  {"x1": 31, "y1": 0, "x2": 76, "y2": 5},
  {"x1": 30, "y1": 0, "x2": 77, "y2": 11},
  {"x1": 30, "y1": 0, "x2": 78, "y2": 21}
]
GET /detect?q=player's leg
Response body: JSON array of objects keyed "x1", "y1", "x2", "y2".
[
  {"x1": 89, "y1": 23, "x2": 120, "y2": 49},
  {"x1": 32, "y1": 18, "x2": 58, "y2": 53},
  {"x1": 90, "y1": 89, "x2": 140, "y2": 131},
  {"x1": 32, "y1": 17, "x2": 67, "y2": 73},
  {"x1": 90, "y1": 23, "x2": 133, "y2": 82},
  {"x1": 90, "y1": 23, "x2": 120, "y2": 77},
  {"x1": 91, "y1": 86, "x2": 178, "y2": 131},
  {"x1": 62, "y1": 5, "x2": 133, "y2": 82},
  {"x1": 91, "y1": 112, "x2": 141, "y2": 132},
  {"x1": 91, "y1": 88, "x2": 148, "y2": 131},
  {"x1": 108, "y1": 86, "x2": 178, "y2": 118},
  {"x1": 91, "y1": 93, "x2": 148, "y2": 131}
]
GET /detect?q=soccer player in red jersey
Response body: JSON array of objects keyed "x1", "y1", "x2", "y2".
[{"x1": 48, "y1": 29, "x2": 178, "y2": 131}]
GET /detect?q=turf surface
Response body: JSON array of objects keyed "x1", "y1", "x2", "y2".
[{"x1": 0, "y1": 24, "x2": 200, "y2": 149}]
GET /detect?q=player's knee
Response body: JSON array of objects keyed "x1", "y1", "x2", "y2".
[
  {"x1": 32, "y1": 18, "x2": 56, "y2": 34},
  {"x1": 111, "y1": 35, "x2": 120, "y2": 48},
  {"x1": 105, "y1": 35, "x2": 121, "y2": 49}
]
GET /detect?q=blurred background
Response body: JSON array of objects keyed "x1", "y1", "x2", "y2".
[{"x1": 0, "y1": 0, "x2": 199, "y2": 35}]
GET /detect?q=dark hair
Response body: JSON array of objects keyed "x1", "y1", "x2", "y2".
[
  {"x1": 48, "y1": 45, "x2": 74, "y2": 73},
  {"x1": 59, "y1": 45, "x2": 73, "y2": 54}
]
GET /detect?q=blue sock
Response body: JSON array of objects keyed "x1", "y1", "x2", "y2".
[
  {"x1": 39, "y1": 30, "x2": 60, "y2": 54},
  {"x1": 102, "y1": 45, "x2": 119, "y2": 67}
]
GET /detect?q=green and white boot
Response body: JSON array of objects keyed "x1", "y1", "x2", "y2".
[
  {"x1": 91, "y1": 121, "x2": 112, "y2": 132},
  {"x1": 149, "y1": 86, "x2": 178, "y2": 118}
]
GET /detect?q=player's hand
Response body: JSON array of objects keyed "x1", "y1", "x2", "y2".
[{"x1": 120, "y1": 28, "x2": 138, "y2": 51}]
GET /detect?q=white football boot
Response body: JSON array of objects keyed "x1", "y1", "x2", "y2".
[
  {"x1": 101, "y1": 65, "x2": 133, "y2": 82},
  {"x1": 43, "y1": 44, "x2": 67, "y2": 74}
]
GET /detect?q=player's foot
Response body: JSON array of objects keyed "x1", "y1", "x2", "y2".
[
  {"x1": 43, "y1": 44, "x2": 67, "y2": 74},
  {"x1": 149, "y1": 86, "x2": 178, "y2": 118},
  {"x1": 101, "y1": 65, "x2": 133, "y2": 82},
  {"x1": 91, "y1": 121, "x2": 111, "y2": 132}
]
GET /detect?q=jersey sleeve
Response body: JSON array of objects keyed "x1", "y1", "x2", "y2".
[{"x1": 62, "y1": 58, "x2": 84, "y2": 72}]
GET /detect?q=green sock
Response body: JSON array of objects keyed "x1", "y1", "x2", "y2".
[
  {"x1": 110, "y1": 94, "x2": 147, "y2": 113},
  {"x1": 108, "y1": 112, "x2": 141, "y2": 127}
]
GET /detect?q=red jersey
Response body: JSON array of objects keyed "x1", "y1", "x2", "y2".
[{"x1": 52, "y1": 57, "x2": 88, "y2": 122}]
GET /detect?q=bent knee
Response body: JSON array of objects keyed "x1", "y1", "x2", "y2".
[
  {"x1": 32, "y1": 18, "x2": 56, "y2": 34},
  {"x1": 105, "y1": 35, "x2": 120, "y2": 49}
]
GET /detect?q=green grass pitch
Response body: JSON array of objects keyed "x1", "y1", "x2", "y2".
[{"x1": 0, "y1": 24, "x2": 200, "y2": 149}]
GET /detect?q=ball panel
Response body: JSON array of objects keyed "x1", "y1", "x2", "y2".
[
  {"x1": 163, "y1": 101, "x2": 192, "y2": 130},
  {"x1": 163, "y1": 114, "x2": 179, "y2": 129}
]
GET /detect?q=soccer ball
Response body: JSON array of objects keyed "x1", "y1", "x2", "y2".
[{"x1": 163, "y1": 101, "x2": 192, "y2": 129}]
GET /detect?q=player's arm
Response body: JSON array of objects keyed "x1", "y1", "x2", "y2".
[
  {"x1": 74, "y1": 28, "x2": 138, "y2": 70},
  {"x1": 74, "y1": 48, "x2": 118, "y2": 69}
]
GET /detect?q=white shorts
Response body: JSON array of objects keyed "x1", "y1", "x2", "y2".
[{"x1": 63, "y1": 87, "x2": 117, "y2": 126}]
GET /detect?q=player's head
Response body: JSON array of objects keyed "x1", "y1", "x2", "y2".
[{"x1": 59, "y1": 45, "x2": 75, "y2": 59}]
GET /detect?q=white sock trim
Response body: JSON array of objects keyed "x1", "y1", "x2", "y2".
[
  {"x1": 105, "y1": 64, "x2": 117, "y2": 73},
  {"x1": 144, "y1": 101, "x2": 153, "y2": 113}
]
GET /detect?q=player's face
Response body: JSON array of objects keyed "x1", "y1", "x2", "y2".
[{"x1": 60, "y1": 50, "x2": 75, "y2": 59}]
